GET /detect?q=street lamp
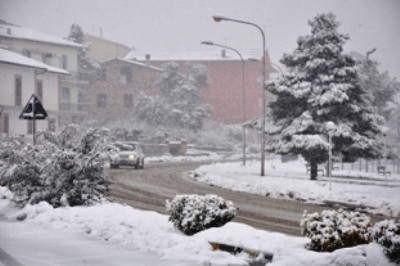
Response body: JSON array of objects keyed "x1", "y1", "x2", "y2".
[
  {"x1": 381, "y1": 126, "x2": 390, "y2": 185},
  {"x1": 326, "y1": 121, "x2": 335, "y2": 191},
  {"x1": 201, "y1": 41, "x2": 247, "y2": 166},
  {"x1": 213, "y1": 15, "x2": 267, "y2": 176}
]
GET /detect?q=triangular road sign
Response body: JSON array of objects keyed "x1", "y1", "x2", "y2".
[{"x1": 19, "y1": 94, "x2": 48, "y2": 120}]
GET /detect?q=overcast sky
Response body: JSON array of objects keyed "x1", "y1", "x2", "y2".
[{"x1": 0, "y1": 0, "x2": 399, "y2": 78}]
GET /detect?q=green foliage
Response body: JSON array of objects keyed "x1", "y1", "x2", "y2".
[
  {"x1": 166, "y1": 194, "x2": 236, "y2": 235},
  {"x1": 357, "y1": 59, "x2": 400, "y2": 121},
  {"x1": 372, "y1": 220, "x2": 400, "y2": 264},
  {"x1": 300, "y1": 209, "x2": 372, "y2": 252},
  {"x1": 134, "y1": 61, "x2": 212, "y2": 132},
  {"x1": 265, "y1": 13, "x2": 383, "y2": 179},
  {"x1": 0, "y1": 125, "x2": 116, "y2": 207}
]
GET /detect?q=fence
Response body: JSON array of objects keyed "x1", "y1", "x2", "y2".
[{"x1": 336, "y1": 158, "x2": 400, "y2": 175}]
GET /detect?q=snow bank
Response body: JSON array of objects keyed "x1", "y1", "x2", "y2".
[
  {"x1": 193, "y1": 159, "x2": 400, "y2": 217},
  {"x1": 0, "y1": 185, "x2": 395, "y2": 265}
]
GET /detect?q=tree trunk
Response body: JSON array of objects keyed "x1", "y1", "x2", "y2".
[{"x1": 310, "y1": 158, "x2": 318, "y2": 180}]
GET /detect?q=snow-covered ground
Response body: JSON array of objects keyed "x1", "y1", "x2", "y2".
[
  {"x1": 0, "y1": 154, "x2": 399, "y2": 266},
  {"x1": 193, "y1": 156, "x2": 400, "y2": 217}
]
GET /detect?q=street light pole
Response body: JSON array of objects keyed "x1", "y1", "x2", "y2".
[
  {"x1": 201, "y1": 41, "x2": 247, "y2": 165},
  {"x1": 213, "y1": 15, "x2": 266, "y2": 176},
  {"x1": 381, "y1": 126, "x2": 390, "y2": 185}
]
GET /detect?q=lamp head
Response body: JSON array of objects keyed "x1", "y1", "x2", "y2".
[
  {"x1": 201, "y1": 41, "x2": 214, "y2": 46},
  {"x1": 326, "y1": 121, "x2": 335, "y2": 132},
  {"x1": 212, "y1": 15, "x2": 227, "y2": 22},
  {"x1": 381, "y1": 126, "x2": 390, "y2": 136}
]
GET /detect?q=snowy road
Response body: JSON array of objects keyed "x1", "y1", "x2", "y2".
[{"x1": 108, "y1": 161, "x2": 344, "y2": 236}]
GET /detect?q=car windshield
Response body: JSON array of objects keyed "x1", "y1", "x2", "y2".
[{"x1": 119, "y1": 143, "x2": 137, "y2": 151}]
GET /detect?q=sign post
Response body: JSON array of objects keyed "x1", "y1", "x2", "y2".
[{"x1": 19, "y1": 94, "x2": 48, "y2": 145}]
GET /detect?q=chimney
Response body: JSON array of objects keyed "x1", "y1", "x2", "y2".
[
  {"x1": 145, "y1": 54, "x2": 151, "y2": 65},
  {"x1": 221, "y1": 49, "x2": 226, "y2": 58}
]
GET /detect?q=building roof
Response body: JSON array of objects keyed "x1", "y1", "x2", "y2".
[
  {"x1": 86, "y1": 34, "x2": 131, "y2": 50},
  {"x1": 125, "y1": 48, "x2": 263, "y2": 61},
  {"x1": 0, "y1": 48, "x2": 69, "y2": 75},
  {"x1": 0, "y1": 25, "x2": 83, "y2": 48},
  {"x1": 101, "y1": 57, "x2": 163, "y2": 72}
]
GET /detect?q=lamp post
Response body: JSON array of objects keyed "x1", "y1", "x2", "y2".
[
  {"x1": 381, "y1": 126, "x2": 390, "y2": 185},
  {"x1": 326, "y1": 121, "x2": 335, "y2": 191},
  {"x1": 201, "y1": 41, "x2": 247, "y2": 165},
  {"x1": 213, "y1": 15, "x2": 266, "y2": 176}
]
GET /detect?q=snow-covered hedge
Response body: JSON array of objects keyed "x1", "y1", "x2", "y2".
[
  {"x1": 0, "y1": 125, "x2": 117, "y2": 208},
  {"x1": 300, "y1": 209, "x2": 372, "y2": 252},
  {"x1": 372, "y1": 219, "x2": 400, "y2": 264},
  {"x1": 166, "y1": 194, "x2": 236, "y2": 235}
]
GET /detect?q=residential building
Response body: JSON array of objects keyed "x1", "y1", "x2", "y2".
[
  {"x1": 85, "y1": 34, "x2": 131, "y2": 61},
  {"x1": 125, "y1": 48, "x2": 277, "y2": 124},
  {"x1": 85, "y1": 58, "x2": 161, "y2": 115},
  {"x1": 0, "y1": 48, "x2": 68, "y2": 142},
  {"x1": 0, "y1": 24, "x2": 86, "y2": 128}
]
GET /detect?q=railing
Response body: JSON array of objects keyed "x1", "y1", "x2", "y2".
[
  {"x1": 59, "y1": 101, "x2": 91, "y2": 113},
  {"x1": 338, "y1": 158, "x2": 400, "y2": 175},
  {"x1": 61, "y1": 71, "x2": 96, "y2": 83}
]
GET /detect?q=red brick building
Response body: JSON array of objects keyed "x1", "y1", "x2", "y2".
[
  {"x1": 85, "y1": 58, "x2": 161, "y2": 115},
  {"x1": 125, "y1": 49, "x2": 277, "y2": 124}
]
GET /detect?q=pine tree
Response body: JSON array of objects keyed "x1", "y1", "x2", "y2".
[
  {"x1": 266, "y1": 13, "x2": 383, "y2": 180},
  {"x1": 67, "y1": 23, "x2": 90, "y2": 70}
]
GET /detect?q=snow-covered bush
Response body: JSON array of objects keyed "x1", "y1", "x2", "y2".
[
  {"x1": 0, "y1": 125, "x2": 117, "y2": 207},
  {"x1": 372, "y1": 219, "x2": 400, "y2": 264},
  {"x1": 300, "y1": 209, "x2": 372, "y2": 252},
  {"x1": 166, "y1": 194, "x2": 237, "y2": 235}
]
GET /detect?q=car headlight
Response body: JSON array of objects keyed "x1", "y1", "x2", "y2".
[{"x1": 129, "y1": 154, "x2": 135, "y2": 160}]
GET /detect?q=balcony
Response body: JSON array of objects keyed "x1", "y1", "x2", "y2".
[
  {"x1": 59, "y1": 101, "x2": 91, "y2": 113},
  {"x1": 60, "y1": 71, "x2": 96, "y2": 84}
]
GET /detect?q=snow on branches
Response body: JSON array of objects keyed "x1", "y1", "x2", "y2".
[
  {"x1": 0, "y1": 125, "x2": 117, "y2": 207},
  {"x1": 265, "y1": 13, "x2": 384, "y2": 179}
]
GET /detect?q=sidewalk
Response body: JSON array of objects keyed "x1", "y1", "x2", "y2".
[{"x1": 0, "y1": 218, "x2": 195, "y2": 266}]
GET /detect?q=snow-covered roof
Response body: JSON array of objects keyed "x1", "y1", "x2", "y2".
[
  {"x1": 0, "y1": 25, "x2": 83, "y2": 48},
  {"x1": 0, "y1": 48, "x2": 69, "y2": 75},
  {"x1": 125, "y1": 48, "x2": 263, "y2": 61},
  {"x1": 101, "y1": 57, "x2": 163, "y2": 72}
]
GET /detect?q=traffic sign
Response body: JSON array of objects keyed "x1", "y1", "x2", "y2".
[{"x1": 19, "y1": 94, "x2": 48, "y2": 120}]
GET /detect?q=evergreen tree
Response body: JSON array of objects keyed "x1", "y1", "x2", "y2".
[
  {"x1": 67, "y1": 23, "x2": 90, "y2": 70},
  {"x1": 266, "y1": 13, "x2": 383, "y2": 180},
  {"x1": 135, "y1": 62, "x2": 212, "y2": 132},
  {"x1": 357, "y1": 59, "x2": 400, "y2": 121}
]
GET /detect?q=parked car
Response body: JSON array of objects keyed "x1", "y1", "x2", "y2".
[{"x1": 110, "y1": 141, "x2": 145, "y2": 169}]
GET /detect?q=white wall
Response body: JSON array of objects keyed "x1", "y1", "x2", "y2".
[
  {"x1": 7, "y1": 39, "x2": 79, "y2": 71},
  {"x1": 0, "y1": 63, "x2": 59, "y2": 142}
]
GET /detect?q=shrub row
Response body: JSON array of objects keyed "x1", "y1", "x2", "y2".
[{"x1": 301, "y1": 209, "x2": 400, "y2": 264}]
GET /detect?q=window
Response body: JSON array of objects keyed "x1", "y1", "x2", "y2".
[
  {"x1": 61, "y1": 55, "x2": 68, "y2": 70},
  {"x1": 97, "y1": 68, "x2": 107, "y2": 81},
  {"x1": 36, "y1": 80, "x2": 43, "y2": 102},
  {"x1": 97, "y1": 93, "x2": 107, "y2": 108},
  {"x1": 23, "y1": 49, "x2": 31, "y2": 58},
  {"x1": 61, "y1": 87, "x2": 71, "y2": 110},
  {"x1": 15, "y1": 75, "x2": 22, "y2": 106},
  {"x1": 3, "y1": 113, "x2": 9, "y2": 135},
  {"x1": 123, "y1": 94, "x2": 133, "y2": 108},
  {"x1": 48, "y1": 118, "x2": 56, "y2": 132},
  {"x1": 120, "y1": 66, "x2": 132, "y2": 84}
]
